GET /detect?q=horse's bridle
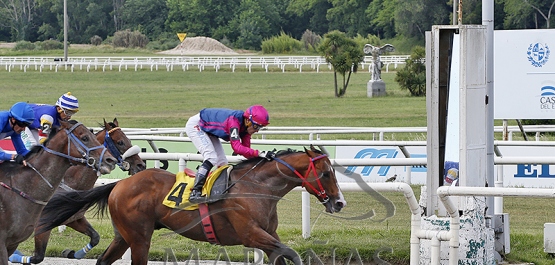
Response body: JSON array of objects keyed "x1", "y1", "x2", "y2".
[
  {"x1": 273, "y1": 154, "x2": 330, "y2": 203},
  {"x1": 41, "y1": 122, "x2": 109, "y2": 171},
  {"x1": 104, "y1": 127, "x2": 131, "y2": 171}
]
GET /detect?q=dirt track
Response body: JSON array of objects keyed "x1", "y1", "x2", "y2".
[{"x1": 9, "y1": 257, "x2": 244, "y2": 264}]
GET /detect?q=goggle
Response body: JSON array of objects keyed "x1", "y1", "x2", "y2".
[
  {"x1": 60, "y1": 108, "x2": 78, "y2": 117},
  {"x1": 249, "y1": 117, "x2": 265, "y2": 130},
  {"x1": 14, "y1": 120, "x2": 31, "y2": 128}
]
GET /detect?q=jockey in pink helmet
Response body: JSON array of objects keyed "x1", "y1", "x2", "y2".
[{"x1": 184, "y1": 105, "x2": 271, "y2": 203}]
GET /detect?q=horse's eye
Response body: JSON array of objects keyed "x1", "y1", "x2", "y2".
[
  {"x1": 322, "y1": 171, "x2": 330, "y2": 179},
  {"x1": 117, "y1": 140, "x2": 125, "y2": 146},
  {"x1": 81, "y1": 135, "x2": 89, "y2": 142}
]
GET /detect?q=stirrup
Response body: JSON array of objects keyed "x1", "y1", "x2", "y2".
[{"x1": 188, "y1": 190, "x2": 206, "y2": 203}]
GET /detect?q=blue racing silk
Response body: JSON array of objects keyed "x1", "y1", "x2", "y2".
[{"x1": 0, "y1": 111, "x2": 30, "y2": 161}]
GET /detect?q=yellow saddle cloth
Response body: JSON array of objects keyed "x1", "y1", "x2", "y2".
[{"x1": 162, "y1": 165, "x2": 230, "y2": 210}]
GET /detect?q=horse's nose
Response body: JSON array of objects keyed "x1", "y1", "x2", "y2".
[
  {"x1": 105, "y1": 156, "x2": 117, "y2": 170},
  {"x1": 130, "y1": 162, "x2": 146, "y2": 175}
]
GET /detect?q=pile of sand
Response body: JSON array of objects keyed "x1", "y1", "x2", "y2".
[{"x1": 158, "y1": 36, "x2": 238, "y2": 55}]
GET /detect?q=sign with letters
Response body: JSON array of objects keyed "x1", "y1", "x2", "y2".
[{"x1": 494, "y1": 29, "x2": 555, "y2": 119}]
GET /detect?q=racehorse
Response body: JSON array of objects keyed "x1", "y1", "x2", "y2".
[
  {"x1": 38, "y1": 146, "x2": 346, "y2": 265},
  {"x1": 10, "y1": 118, "x2": 146, "y2": 264},
  {"x1": 0, "y1": 120, "x2": 116, "y2": 265}
]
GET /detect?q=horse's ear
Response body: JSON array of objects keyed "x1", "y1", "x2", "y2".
[
  {"x1": 304, "y1": 146, "x2": 316, "y2": 157},
  {"x1": 310, "y1": 145, "x2": 319, "y2": 152},
  {"x1": 113, "y1": 118, "x2": 118, "y2": 126}
]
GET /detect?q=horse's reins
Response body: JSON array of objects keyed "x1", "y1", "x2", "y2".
[
  {"x1": 222, "y1": 158, "x2": 265, "y2": 193},
  {"x1": 3, "y1": 122, "x2": 108, "y2": 205},
  {"x1": 104, "y1": 127, "x2": 131, "y2": 171},
  {"x1": 273, "y1": 154, "x2": 330, "y2": 203},
  {"x1": 0, "y1": 181, "x2": 48, "y2": 205}
]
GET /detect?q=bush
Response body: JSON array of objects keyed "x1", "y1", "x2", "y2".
[
  {"x1": 301, "y1": 30, "x2": 321, "y2": 52},
  {"x1": 261, "y1": 32, "x2": 303, "y2": 54},
  {"x1": 13, "y1": 41, "x2": 36, "y2": 51},
  {"x1": 90, "y1": 35, "x2": 103, "y2": 46},
  {"x1": 353, "y1": 34, "x2": 383, "y2": 50},
  {"x1": 394, "y1": 46, "x2": 426, "y2": 96},
  {"x1": 112, "y1": 29, "x2": 149, "y2": 48},
  {"x1": 37, "y1": 40, "x2": 63, "y2": 50},
  {"x1": 145, "y1": 32, "x2": 180, "y2": 51}
]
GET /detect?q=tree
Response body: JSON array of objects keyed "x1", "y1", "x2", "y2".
[
  {"x1": 395, "y1": 46, "x2": 426, "y2": 96},
  {"x1": 503, "y1": 0, "x2": 555, "y2": 29},
  {"x1": 0, "y1": 0, "x2": 36, "y2": 41},
  {"x1": 395, "y1": 0, "x2": 449, "y2": 40},
  {"x1": 524, "y1": 0, "x2": 555, "y2": 28},
  {"x1": 286, "y1": 0, "x2": 332, "y2": 36},
  {"x1": 121, "y1": 0, "x2": 168, "y2": 40},
  {"x1": 326, "y1": 0, "x2": 372, "y2": 36},
  {"x1": 318, "y1": 30, "x2": 365, "y2": 98}
]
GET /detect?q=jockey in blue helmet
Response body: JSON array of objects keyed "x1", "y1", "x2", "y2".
[
  {"x1": 0, "y1": 102, "x2": 34, "y2": 164},
  {"x1": 184, "y1": 105, "x2": 271, "y2": 203},
  {"x1": 24, "y1": 92, "x2": 79, "y2": 147}
]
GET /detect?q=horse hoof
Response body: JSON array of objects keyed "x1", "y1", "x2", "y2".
[{"x1": 62, "y1": 249, "x2": 76, "y2": 259}]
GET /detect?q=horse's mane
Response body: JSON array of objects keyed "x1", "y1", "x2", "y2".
[
  {"x1": 95, "y1": 121, "x2": 117, "y2": 136},
  {"x1": 233, "y1": 148, "x2": 300, "y2": 170}
]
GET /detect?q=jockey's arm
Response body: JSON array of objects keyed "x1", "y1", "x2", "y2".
[{"x1": 38, "y1": 116, "x2": 54, "y2": 144}]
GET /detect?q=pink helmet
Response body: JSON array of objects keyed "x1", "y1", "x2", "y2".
[{"x1": 244, "y1": 105, "x2": 269, "y2": 126}]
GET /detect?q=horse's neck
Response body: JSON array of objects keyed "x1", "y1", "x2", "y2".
[
  {"x1": 21, "y1": 149, "x2": 74, "y2": 200},
  {"x1": 96, "y1": 129, "x2": 106, "y2": 144},
  {"x1": 239, "y1": 155, "x2": 307, "y2": 198}
]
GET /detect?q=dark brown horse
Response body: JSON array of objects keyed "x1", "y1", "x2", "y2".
[
  {"x1": 0, "y1": 120, "x2": 116, "y2": 265},
  {"x1": 9, "y1": 118, "x2": 146, "y2": 264},
  {"x1": 38, "y1": 146, "x2": 346, "y2": 265}
]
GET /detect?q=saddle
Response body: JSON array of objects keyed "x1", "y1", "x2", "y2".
[{"x1": 162, "y1": 166, "x2": 232, "y2": 210}]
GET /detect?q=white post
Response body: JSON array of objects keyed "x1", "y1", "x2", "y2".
[{"x1": 301, "y1": 191, "x2": 311, "y2": 239}]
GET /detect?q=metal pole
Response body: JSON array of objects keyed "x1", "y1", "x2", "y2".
[
  {"x1": 63, "y1": 0, "x2": 68, "y2": 61},
  {"x1": 483, "y1": 0, "x2": 495, "y2": 224}
]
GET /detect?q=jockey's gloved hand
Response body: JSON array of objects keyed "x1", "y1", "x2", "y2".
[
  {"x1": 13, "y1": 154, "x2": 24, "y2": 164},
  {"x1": 259, "y1": 150, "x2": 275, "y2": 160}
]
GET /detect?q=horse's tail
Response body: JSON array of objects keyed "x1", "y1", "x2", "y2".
[{"x1": 36, "y1": 181, "x2": 118, "y2": 234}]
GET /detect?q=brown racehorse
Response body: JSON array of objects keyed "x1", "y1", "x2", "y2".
[
  {"x1": 38, "y1": 146, "x2": 346, "y2": 265},
  {"x1": 9, "y1": 118, "x2": 146, "y2": 264},
  {"x1": 0, "y1": 120, "x2": 116, "y2": 265}
]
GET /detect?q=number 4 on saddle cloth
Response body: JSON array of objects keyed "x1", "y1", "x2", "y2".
[{"x1": 163, "y1": 166, "x2": 232, "y2": 210}]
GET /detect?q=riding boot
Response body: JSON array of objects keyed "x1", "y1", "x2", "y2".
[{"x1": 188, "y1": 160, "x2": 213, "y2": 203}]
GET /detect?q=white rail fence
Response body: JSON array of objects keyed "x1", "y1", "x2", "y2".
[
  {"x1": 115, "y1": 124, "x2": 555, "y2": 141},
  {"x1": 0, "y1": 55, "x2": 410, "y2": 73}
]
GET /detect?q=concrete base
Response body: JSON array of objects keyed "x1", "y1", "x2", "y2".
[{"x1": 367, "y1": 80, "x2": 386, "y2": 97}]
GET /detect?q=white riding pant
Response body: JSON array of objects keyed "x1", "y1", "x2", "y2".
[
  {"x1": 20, "y1": 128, "x2": 40, "y2": 150},
  {"x1": 185, "y1": 114, "x2": 227, "y2": 167}
]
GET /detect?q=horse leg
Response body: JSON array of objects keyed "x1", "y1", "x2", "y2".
[
  {"x1": 96, "y1": 229, "x2": 129, "y2": 265},
  {"x1": 266, "y1": 232, "x2": 302, "y2": 265},
  {"x1": 7, "y1": 230, "x2": 49, "y2": 264},
  {"x1": 61, "y1": 218, "x2": 99, "y2": 259},
  {"x1": 238, "y1": 227, "x2": 302, "y2": 265}
]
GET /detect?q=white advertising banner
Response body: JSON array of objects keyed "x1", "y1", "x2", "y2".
[
  {"x1": 494, "y1": 29, "x2": 555, "y2": 119},
  {"x1": 335, "y1": 146, "x2": 427, "y2": 184},
  {"x1": 336, "y1": 145, "x2": 555, "y2": 188}
]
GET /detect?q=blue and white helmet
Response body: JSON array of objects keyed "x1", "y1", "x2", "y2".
[{"x1": 56, "y1": 92, "x2": 79, "y2": 112}]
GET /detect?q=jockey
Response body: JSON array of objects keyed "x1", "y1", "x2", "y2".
[
  {"x1": 184, "y1": 105, "x2": 272, "y2": 203},
  {"x1": 0, "y1": 102, "x2": 34, "y2": 164},
  {"x1": 25, "y1": 92, "x2": 79, "y2": 147}
]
